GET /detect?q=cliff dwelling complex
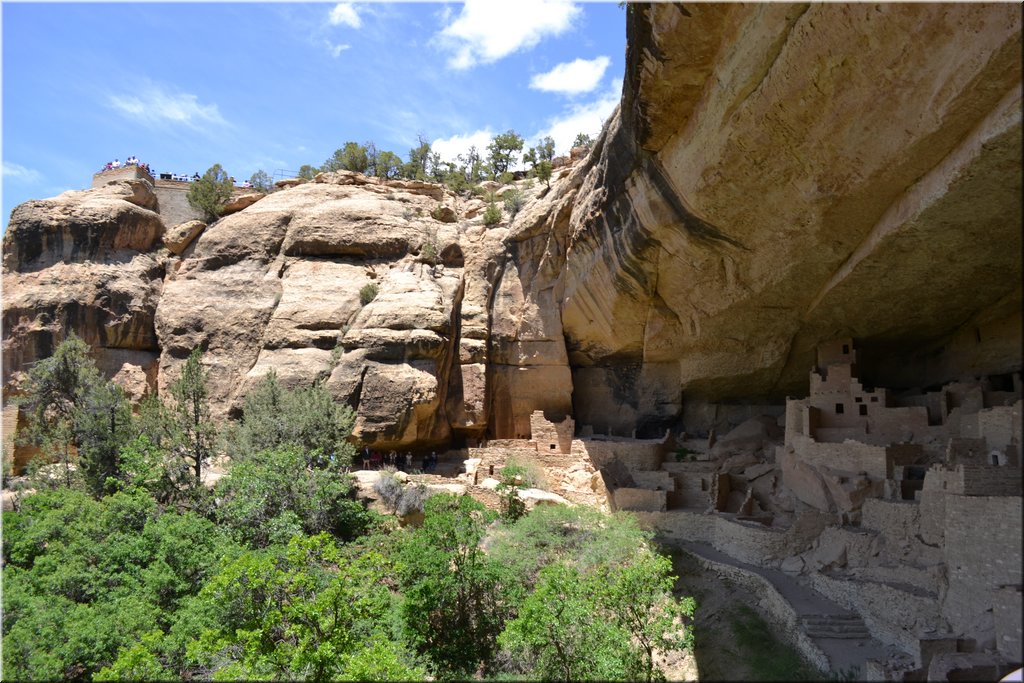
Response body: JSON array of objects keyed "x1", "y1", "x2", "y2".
[{"x1": 2, "y1": 3, "x2": 1021, "y2": 680}]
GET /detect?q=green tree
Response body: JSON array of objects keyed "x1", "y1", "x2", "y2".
[
  {"x1": 600, "y1": 551, "x2": 696, "y2": 681},
  {"x1": 487, "y1": 129, "x2": 525, "y2": 178},
  {"x1": 537, "y1": 159, "x2": 553, "y2": 189},
  {"x1": 521, "y1": 147, "x2": 537, "y2": 169},
  {"x1": 573, "y1": 132, "x2": 595, "y2": 149},
  {"x1": 224, "y1": 371, "x2": 356, "y2": 467},
  {"x1": 14, "y1": 334, "x2": 133, "y2": 494},
  {"x1": 536, "y1": 135, "x2": 556, "y2": 161},
  {"x1": 498, "y1": 561, "x2": 636, "y2": 681},
  {"x1": 186, "y1": 164, "x2": 234, "y2": 222},
  {"x1": 185, "y1": 534, "x2": 421, "y2": 680},
  {"x1": 168, "y1": 348, "x2": 215, "y2": 484},
  {"x1": 74, "y1": 380, "x2": 133, "y2": 497},
  {"x1": 298, "y1": 164, "x2": 319, "y2": 180},
  {"x1": 214, "y1": 446, "x2": 373, "y2": 547},
  {"x1": 249, "y1": 169, "x2": 272, "y2": 192},
  {"x1": 404, "y1": 135, "x2": 432, "y2": 180},
  {"x1": 396, "y1": 494, "x2": 510, "y2": 678},
  {"x1": 323, "y1": 142, "x2": 370, "y2": 173},
  {"x1": 375, "y1": 150, "x2": 403, "y2": 179},
  {"x1": 2, "y1": 488, "x2": 236, "y2": 680}
]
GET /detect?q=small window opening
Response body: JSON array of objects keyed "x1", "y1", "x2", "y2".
[
  {"x1": 859, "y1": 405, "x2": 868, "y2": 416},
  {"x1": 870, "y1": 396, "x2": 878, "y2": 403},
  {"x1": 488, "y1": 465, "x2": 494, "y2": 476},
  {"x1": 550, "y1": 443, "x2": 557, "y2": 450},
  {"x1": 855, "y1": 396, "x2": 863, "y2": 403},
  {"x1": 701, "y1": 480, "x2": 708, "y2": 492},
  {"x1": 842, "y1": 344, "x2": 849, "y2": 354},
  {"x1": 992, "y1": 453, "x2": 1000, "y2": 466},
  {"x1": 835, "y1": 403, "x2": 845, "y2": 414}
]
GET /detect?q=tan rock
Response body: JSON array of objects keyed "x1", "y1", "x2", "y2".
[
  {"x1": 431, "y1": 205, "x2": 457, "y2": 223},
  {"x1": 163, "y1": 220, "x2": 206, "y2": 255},
  {"x1": 220, "y1": 192, "x2": 266, "y2": 216}
]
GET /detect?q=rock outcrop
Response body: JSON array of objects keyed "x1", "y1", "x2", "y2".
[{"x1": 3, "y1": 3, "x2": 1020, "y2": 451}]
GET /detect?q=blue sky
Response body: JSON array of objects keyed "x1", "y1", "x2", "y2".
[{"x1": 1, "y1": 1, "x2": 626, "y2": 231}]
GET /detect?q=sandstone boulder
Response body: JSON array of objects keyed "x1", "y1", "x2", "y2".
[
  {"x1": 220, "y1": 192, "x2": 266, "y2": 216},
  {"x1": 163, "y1": 220, "x2": 206, "y2": 255}
]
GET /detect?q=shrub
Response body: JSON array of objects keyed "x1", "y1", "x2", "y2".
[
  {"x1": 498, "y1": 171, "x2": 515, "y2": 185},
  {"x1": 186, "y1": 164, "x2": 234, "y2": 222},
  {"x1": 483, "y1": 201, "x2": 502, "y2": 226},
  {"x1": 359, "y1": 282, "x2": 379, "y2": 306},
  {"x1": 503, "y1": 189, "x2": 524, "y2": 219}
]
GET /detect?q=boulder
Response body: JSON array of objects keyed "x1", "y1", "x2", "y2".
[
  {"x1": 220, "y1": 192, "x2": 266, "y2": 216},
  {"x1": 431, "y1": 205, "x2": 457, "y2": 223},
  {"x1": 163, "y1": 219, "x2": 206, "y2": 255}
]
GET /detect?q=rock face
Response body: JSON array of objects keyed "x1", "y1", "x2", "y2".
[
  {"x1": 3, "y1": 4, "x2": 1021, "y2": 451},
  {"x1": 556, "y1": 3, "x2": 1022, "y2": 434},
  {"x1": 2, "y1": 179, "x2": 165, "y2": 402}
]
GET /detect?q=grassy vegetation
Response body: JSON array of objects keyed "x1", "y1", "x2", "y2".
[{"x1": 727, "y1": 605, "x2": 823, "y2": 681}]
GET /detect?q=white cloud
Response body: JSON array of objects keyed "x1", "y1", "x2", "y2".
[
  {"x1": 530, "y1": 56, "x2": 610, "y2": 96},
  {"x1": 437, "y1": 0, "x2": 581, "y2": 70},
  {"x1": 109, "y1": 82, "x2": 227, "y2": 129},
  {"x1": 328, "y1": 3, "x2": 361, "y2": 29},
  {"x1": 326, "y1": 41, "x2": 351, "y2": 58},
  {"x1": 534, "y1": 78, "x2": 621, "y2": 155},
  {"x1": 2, "y1": 161, "x2": 43, "y2": 184},
  {"x1": 431, "y1": 129, "x2": 494, "y2": 165}
]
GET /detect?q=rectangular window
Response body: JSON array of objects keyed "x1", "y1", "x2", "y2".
[
  {"x1": 842, "y1": 344, "x2": 849, "y2": 354},
  {"x1": 859, "y1": 405, "x2": 868, "y2": 416},
  {"x1": 836, "y1": 403, "x2": 844, "y2": 414},
  {"x1": 870, "y1": 396, "x2": 878, "y2": 403}
]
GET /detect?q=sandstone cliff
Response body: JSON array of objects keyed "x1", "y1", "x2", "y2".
[{"x1": 3, "y1": 3, "x2": 1021, "y2": 451}]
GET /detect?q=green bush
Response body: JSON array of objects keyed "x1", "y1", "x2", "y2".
[
  {"x1": 503, "y1": 189, "x2": 524, "y2": 219},
  {"x1": 483, "y1": 201, "x2": 502, "y2": 226},
  {"x1": 359, "y1": 282, "x2": 379, "y2": 306},
  {"x1": 186, "y1": 164, "x2": 234, "y2": 222}
]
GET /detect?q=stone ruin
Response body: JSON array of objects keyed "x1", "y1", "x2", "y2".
[{"x1": 579, "y1": 339, "x2": 1021, "y2": 680}]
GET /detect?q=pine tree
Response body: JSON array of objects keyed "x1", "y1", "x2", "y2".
[{"x1": 169, "y1": 348, "x2": 216, "y2": 484}]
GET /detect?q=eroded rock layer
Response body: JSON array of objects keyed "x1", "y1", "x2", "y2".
[{"x1": 2, "y1": 3, "x2": 1021, "y2": 449}]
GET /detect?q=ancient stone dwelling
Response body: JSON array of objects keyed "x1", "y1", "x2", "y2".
[{"x1": 1, "y1": 3, "x2": 1020, "y2": 681}]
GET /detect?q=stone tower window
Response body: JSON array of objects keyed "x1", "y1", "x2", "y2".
[
  {"x1": 859, "y1": 405, "x2": 868, "y2": 416},
  {"x1": 836, "y1": 403, "x2": 844, "y2": 414}
]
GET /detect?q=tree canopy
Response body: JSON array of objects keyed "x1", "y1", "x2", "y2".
[{"x1": 186, "y1": 164, "x2": 234, "y2": 221}]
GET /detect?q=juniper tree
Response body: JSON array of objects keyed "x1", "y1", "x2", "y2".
[{"x1": 186, "y1": 164, "x2": 234, "y2": 221}]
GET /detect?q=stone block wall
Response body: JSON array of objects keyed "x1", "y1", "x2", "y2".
[
  {"x1": 793, "y1": 435, "x2": 917, "y2": 480},
  {"x1": 611, "y1": 488, "x2": 665, "y2": 512},
  {"x1": 942, "y1": 495, "x2": 1023, "y2": 651},
  {"x1": 807, "y1": 573, "x2": 942, "y2": 658},
  {"x1": 959, "y1": 465, "x2": 1023, "y2": 496},
  {"x1": 152, "y1": 181, "x2": 205, "y2": 228},
  {"x1": 993, "y1": 587, "x2": 1022, "y2": 661},
  {"x1": 529, "y1": 410, "x2": 574, "y2": 454},
  {"x1": 580, "y1": 438, "x2": 664, "y2": 471}
]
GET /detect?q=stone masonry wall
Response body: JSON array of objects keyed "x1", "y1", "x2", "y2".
[{"x1": 942, "y1": 495, "x2": 1023, "y2": 653}]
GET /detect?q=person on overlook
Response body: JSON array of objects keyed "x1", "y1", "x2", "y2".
[
  {"x1": 192, "y1": 172, "x2": 200, "y2": 181},
  {"x1": 112, "y1": 158, "x2": 121, "y2": 169}
]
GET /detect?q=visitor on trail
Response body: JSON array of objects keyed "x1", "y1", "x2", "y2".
[
  {"x1": 405, "y1": 452, "x2": 413, "y2": 470},
  {"x1": 371, "y1": 450, "x2": 382, "y2": 469},
  {"x1": 112, "y1": 158, "x2": 121, "y2": 169},
  {"x1": 192, "y1": 172, "x2": 200, "y2": 181},
  {"x1": 361, "y1": 446, "x2": 371, "y2": 469}
]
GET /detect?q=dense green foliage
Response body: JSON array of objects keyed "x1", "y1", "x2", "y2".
[
  {"x1": 483, "y1": 200, "x2": 503, "y2": 225},
  {"x1": 5, "y1": 339, "x2": 695, "y2": 682},
  {"x1": 224, "y1": 370, "x2": 357, "y2": 466},
  {"x1": 186, "y1": 164, "x2": 234, "y2": 221}
]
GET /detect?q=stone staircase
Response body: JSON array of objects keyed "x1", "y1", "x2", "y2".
[{"x1": 800, "y1": 613, "x2": 872, "y2": 639}]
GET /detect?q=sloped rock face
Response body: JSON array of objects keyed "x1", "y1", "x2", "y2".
[
  {"x1": 154, "y1": 173, "x2": 533, "y2": 449},
  {"x1": 555, "y1": 3, "x2": 1022, "y2": 433},
  {"x1": 2, "y1": 179, "x2": 165, "y2": 400}
]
